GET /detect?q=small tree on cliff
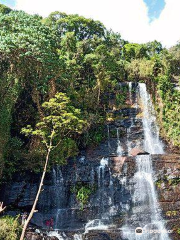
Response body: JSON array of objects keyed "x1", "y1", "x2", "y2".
[{"x1": 20, "y1": 92, "x2": 86, "y2": 240}]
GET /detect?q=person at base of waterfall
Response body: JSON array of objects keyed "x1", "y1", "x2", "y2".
[
  {"x1": 45, "y1": 217, "x2": 54, "y2": 230},
  {"x1": 49, "y1": 217, "x2": 54, "y2": 230}
]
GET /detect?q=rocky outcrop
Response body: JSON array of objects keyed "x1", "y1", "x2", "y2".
[
  {"x1": 25, "y1": 231, "x2": 58, "y2": 240},
  {"x1": 84, "y1": 229, "x2": 122, "y2": 240},
  {"x1": 153, "y1": 154, "x2": 180, "y2": 240}
]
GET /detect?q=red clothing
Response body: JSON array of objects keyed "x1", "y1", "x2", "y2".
[
  {"x1": 50, "y1": 218, "x2": 54, "y2": 227},
  {"x1": 45, "y1": 220, "x2": 50, "y2": 227}
]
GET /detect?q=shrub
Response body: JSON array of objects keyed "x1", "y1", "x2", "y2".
[
  {"x1": 0, "y1": 215, "x2": 21, "y2": 240},
  {"x1": 71, "y1": 182, "x2": 96, "y2": 209}
]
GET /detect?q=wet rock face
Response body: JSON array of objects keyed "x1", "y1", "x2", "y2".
[
  {"x1": 2, "y1": 154, "x2": 180, "y2": 236},
  {"x1": 129, "y1": 148, "x2": 149, "y2": 156},
  {"x1": 0, "y1": 150, "x2": 132, "y2": 230},
  {"x1": 25, "y1": 230, "x2": 59, "y2": 240},
  {"x1": 153, "y1": 155, "x2": 180, "y2": 240},
  {"x1": 84, "y1": 230, "x2": 122, "y2": 240}
]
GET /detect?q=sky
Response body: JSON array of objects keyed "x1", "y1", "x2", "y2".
[
  {"x1": 0, "y1": 0, "x2": 179, "y2": 47},
  {"x1": 144, "y1": 0, "x2": 165, "y2": 21}
]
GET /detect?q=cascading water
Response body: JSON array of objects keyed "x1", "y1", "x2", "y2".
[
  {"x1": 117, "y1": 128, "x2": 123, "y2": 156},
  {"x1": 122, "y1": 155, "x2": 170, "y2": 240},
  {"x1": 126, "y1": 82, "x2": 134, "y2": 154},
  {"x1": 138, "y1": 83, "x2": 164, "y2": 154},
  {"x1": 85, "y1": 157, "x2": 114, "y2": 232},
  {"x1": 46, "y1": 82, "x2": 170, "y2": 240},
  {"x1": 48, "y1": 232, "x2": 83, "y2": 240},
  {"x1": 122, "y1": 83, "x2": 170, "y2": 240},
  {"x1": 48, "y1": 231, "x2": 67, "y2": 240},
  {"x1": 107, "y1": 124, "x2": 111, "y2": 152},
  {"x1": 52, "y1": 167, "x2": 65, "y2": 229},
  {"x1": 129, "y1": 82, "x2": 132, "y2": 105},
  {"x1": 98, "y1": 157, "x2": 109, "y2": 214}
]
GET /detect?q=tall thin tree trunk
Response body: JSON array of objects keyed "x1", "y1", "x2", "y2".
[
  {"x1": 97, "y1": 78, "x2": 101, "y2": 103},
  {"x1": 20, "y1": 148, "x2": 51, "y2": 240}
]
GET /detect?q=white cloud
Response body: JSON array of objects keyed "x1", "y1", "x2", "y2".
[
  {"x1": 15, "y1": 0, "x2": 180, "y2": 47},
  {"x1": 150, "y1": 0, "x2": 180, "y2": 47}
]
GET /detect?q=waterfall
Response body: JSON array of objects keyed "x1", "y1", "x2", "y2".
[
  {"x1": 52, "y1": 167, "x2": 65, "y2": 230},
  {"x1": 122, "y1": 83, "x2": 170, "y2": 240},
  {"x1": 117, "y1": 128, "x2": 123, "y2": 156},
  {"x1": 98, "y1": 157, "x2": 109, "y2": 213},
  {"x1": 47, "y1": 82, "x2": 169, "y2": 240},
  {"x1": 73, "y1": 234, "x2": 83, "y2": 240},
  {"x1": 84, "y1": 157, "x2": 115, "y2": 233},
  {"x1": 127, "y1": 82, "x2": 133, "y2": 154},
  {"x1": 48, "y1": 231, "x2": 67, "y2": 240},
  {"x1": 129, "y1": 82, "x2": 132, "y2": 105},
  {"x1": 84, "y1": 158, "x2": 109, "y2": 232},
  {"x1": 107, "y1": 124, "x2": 111, "y2": 152},
  {"x1": 123, "y1": 155, "x2": 170, "y2": 240},
  {"x1": 138, "y1": 83, "x2": 164, "y2": 154}
]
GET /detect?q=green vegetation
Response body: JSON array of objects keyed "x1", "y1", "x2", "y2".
[
  {"x1": 0, "y1": 2, "x2": 179, "y2": 185},
  {"x1": 71, "y1": 182, "x2": 96, "y2": 209},
  {"x1": 155, "y1": 176, "x2": 180, "y2": 189},
  {"x1": 166, "y1": 211, "x2": 177, "y2": 217},
  {"x1": 0, "y1": 2, "x2": 179, "y2": 238},
  {"x1": 168, "y1": 178, "x2": 180, "y2": 186},
  {"x1": 0, "y1": 3, "x2": 11, "y2": 14},
  {"x1": 0, "y1": 216, "x2": 21, "y2": 240},
  {"x1": 0, "y1": 5, "x2": 126, "y2": 180},
  {"x1": 155, "y1": 179, "x2": 164, "y2": 188}
]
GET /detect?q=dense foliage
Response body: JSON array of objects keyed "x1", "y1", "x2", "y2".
[
  {"x1": 0, "y1": 216, "x2": 21, "y2": 240},
  {"x1": 0, "y1": 5, "x2": 126, "y2": 180},
  {"x1": 71, "y1": 182, "x2": 96, "y2": 209},
  {"x1": 21, "y1": 92, "x2": 86, "y2": 164},
  {"x1": 0, "y1": 4, "x2": 179, "y2": 181}
]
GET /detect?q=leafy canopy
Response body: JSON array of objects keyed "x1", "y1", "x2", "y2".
[
  {"x1": 44, "y1": 11, "x2": 105, "y2": 40},
  {"x1": 22, "y1": 92, "x2": 86, "y2": 149}
]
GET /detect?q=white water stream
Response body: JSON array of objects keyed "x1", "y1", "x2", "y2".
[
  {"x1": 122, "y1": 83, "x2": 170, "y2": 240},
  {"x1": 117, "y1": 128, "x2": 123, "y2": 156},
  {"x1": 138, "y1": 83, "x2": 164, "y2": 154}
]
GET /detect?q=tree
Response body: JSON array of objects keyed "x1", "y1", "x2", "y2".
[
  {"x1": 169, "y1": 42, "x2": 180, "y2": 76},
  {"x1": 123, "y1": 43, "x2": 148, "y2": 61},
  {"x1": 0, "y1": 10, "x2": 59, "y2": 177},
  {"x1": 146, "y1": 40, "x2": 163, "y2": 56},
  {"x1": 20, "y1": 92, "x2": 86, "y2": 240},
  {"x1": 0, "y1": 4, "x2": 11, "y2": 14},
  {"x1": 44, "y1": 12, "x2": 105, "y2": 40}
]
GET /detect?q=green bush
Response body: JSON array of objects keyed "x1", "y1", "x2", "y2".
[
  {"x1": 177, "y1": 228, "x2": 180, "y2": 235},
  {"x1": 0, "y1": 215, "x2": 21, "y2": 240},
  {"x1": 71, "y1": 182, "x2": 96, "y2": 209},
  {"x1": 154, "y1": 75, "x2": 180, "y2": 147}
]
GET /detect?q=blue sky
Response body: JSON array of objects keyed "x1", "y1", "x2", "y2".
[
  {"x1": 144, "y1": 0, "x2": 165, "y2": 21},
  {"x1": 1, "y1": 0, "x2": 15, "y2": 7},
  {"x1": 0, "y1": 0, "x2": 180, "y2": 47}
]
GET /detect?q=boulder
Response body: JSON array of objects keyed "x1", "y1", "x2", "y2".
[
  {"x1": 111, "y1": 156, "x2": 127, "y2": 174},
  {"x1": 25, "y1": 230, "x2": 59, "y2": 240},
  {"x1": 129, "y1": 148, "x2": 149, "y2": 156}
]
